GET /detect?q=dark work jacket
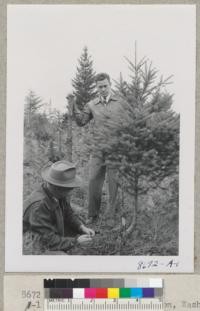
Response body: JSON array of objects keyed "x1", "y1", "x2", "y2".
[{"x1": 23, "y1": 184, "x2": 82, "y2": 251}]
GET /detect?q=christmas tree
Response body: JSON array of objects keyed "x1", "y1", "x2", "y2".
[
  {"x1": 92, "y1": 48, "x2": 180, "y2": 234},
  {"x1": 72, "y1": 46, "x2": 97, "y2": 108}
]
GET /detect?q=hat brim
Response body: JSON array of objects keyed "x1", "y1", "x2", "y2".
[{"x1": 41, "y1": 165, "x2": 82, "y2": 188}]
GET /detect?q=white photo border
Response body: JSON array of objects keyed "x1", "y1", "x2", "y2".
[{"x1": 5, "y1": 4, "x2": 195, "y2": 272}]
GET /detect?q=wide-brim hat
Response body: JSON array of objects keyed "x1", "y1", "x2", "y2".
[{"x1": 41, "y1": 161, "x2": 82, "y2": 188}]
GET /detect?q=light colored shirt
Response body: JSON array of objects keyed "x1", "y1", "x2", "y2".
[{"x1": 100, "y1": 94, "x2": 111, "y2": 105}]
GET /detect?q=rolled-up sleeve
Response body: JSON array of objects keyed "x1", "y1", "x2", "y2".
[{"x1": 27, "y1": 202, "x2": 77, "y2": 251}]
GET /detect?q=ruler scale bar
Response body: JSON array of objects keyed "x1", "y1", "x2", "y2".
[
  {"x1": 44, "y1": 279, "x2": 164, "y2": 311},
  {"x1": 44, "y1": 299, "x2": 163, "y2": 311}
]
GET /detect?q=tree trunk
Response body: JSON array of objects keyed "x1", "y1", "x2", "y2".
[
  {"x1": 126, "y1": 177, "x2": 138, "y2": 235},
  {"x1": 65, "y1": 96, "x2": 74, "y2": 162},
  {"x1": 58, "y1": 129, "x2": 62, "y2": 158}
]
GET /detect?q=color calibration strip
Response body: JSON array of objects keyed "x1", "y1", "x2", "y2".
[
  {"x1": 44, "y1": 278, "x2": 163, "y2": 289},
  {"x1": 44, "y1": 278, "x2": 163, "y2": 299},
  {"x1": 44, "y1": 279, "x2": 163, "y2": 310},
  {"x1": 45, "y1": 287, "x2": 163, "y2": 299}
]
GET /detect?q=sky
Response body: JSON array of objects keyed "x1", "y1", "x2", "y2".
[{"x1": 7, "y1": 4, "x2": 196, "y2": 112}]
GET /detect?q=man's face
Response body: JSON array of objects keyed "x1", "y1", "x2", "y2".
[
  {"x1": 96, "y1": 78, "x2": 111, "y2": 98},
  {"x1": 47, "y1": 183, "x2": 73, "y2": 199}
]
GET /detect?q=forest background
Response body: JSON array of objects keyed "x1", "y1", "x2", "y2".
[{"x1": 23, "y1": 46, "x2": 179, "y2": 256}]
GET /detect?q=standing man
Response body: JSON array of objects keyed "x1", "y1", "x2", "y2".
[
  {"x1": 23, "y1": 160, "x2": 95, "y2": 254},
  {"x1": 72, "y1": 73, "x2": 123, "y2": 224}
]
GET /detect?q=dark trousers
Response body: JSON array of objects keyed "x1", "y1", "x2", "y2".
[{"x1": 88, "y1": 156, "x2": 119, "y2": 217}]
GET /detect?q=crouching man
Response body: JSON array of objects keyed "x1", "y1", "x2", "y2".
[{"x1": 23, "y1": 160, "x2": 95, "y2": 254}]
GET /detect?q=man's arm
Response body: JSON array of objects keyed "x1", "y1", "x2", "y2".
[
  {"x1": 25, "y1": 202, "x2": 77, "y2": 251},
  {"x1": 64, "y1": 200, "x2": 83, "y2": 234},
  {"x1": 64, "y1": 200, "x2": 95, "y2": 236},
  {"x1": 72, "y1": 101, "x2": 93, "y2": 127}
]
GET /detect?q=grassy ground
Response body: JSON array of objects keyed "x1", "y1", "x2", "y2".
[
  {"x1": 23, "y1": 136, "x2": 178, "y2": 256},
  {"x1": 23, "y1": 187, "x2": 178, "y2": 256}
]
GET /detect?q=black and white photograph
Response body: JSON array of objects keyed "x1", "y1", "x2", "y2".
[{"x1": 5, "y1": 4, "x2": 195, "y2": 272}]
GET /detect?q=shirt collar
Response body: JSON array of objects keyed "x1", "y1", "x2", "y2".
[
  {"x1": 95, "y1": 93, "x2": 117, "y2": 105},
  {"x1": 101, "y1": 94, "x2": 111, "y2": 103}
]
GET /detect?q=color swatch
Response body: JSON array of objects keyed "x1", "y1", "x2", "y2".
[
  {"x1": 44, "y1": 278, "x2": 163, "y2": 299},
  {"x1": 45, "y1": 287, "x2": 162, "y2": 299},
  {"x1": 44, "y1": 278, "x2": 162, "y2": 289}
]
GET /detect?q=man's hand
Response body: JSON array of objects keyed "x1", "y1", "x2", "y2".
[
  {"x1": 77, "y1": 234, "x2": 92, "y2": 244},
  {"x1": 80, "y1": 224, "x2": 95, "y2": 236}
]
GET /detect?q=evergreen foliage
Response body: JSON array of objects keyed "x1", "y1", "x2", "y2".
[
  {"x1": 25, "y1": 90, "x2": 43, "y2": 114},
  {"x1": 72, "y1": 46, "x2": 97, "y2": 108},
  {"x1": 68, "y1": 46, "x2": 97, "y2": 164},
  {"x1": 24, "y1": 90, "x2": 51, "y2": 141},
  {"x1": 23, "y1": 48, "x2": 179, "y2": 255},
  {"x1": 91, "y1": 54, "x2": 180, "y2": 233},
  {"x1": 24, "y1": 90, "x2": 43, "y2": 129}
]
